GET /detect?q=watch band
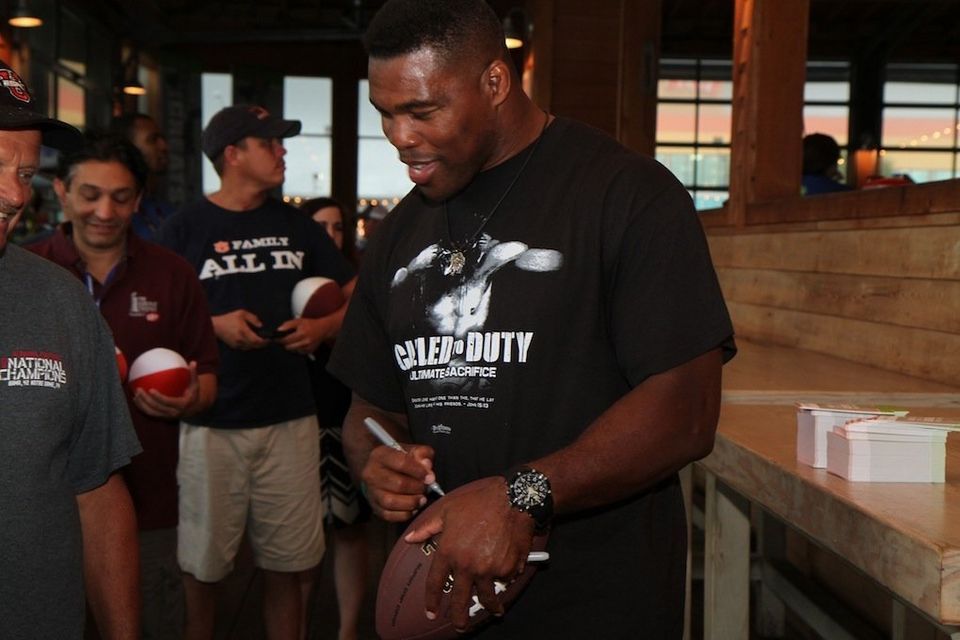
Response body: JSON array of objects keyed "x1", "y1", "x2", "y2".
[{"x1": 504, "y1": 465, "x2": 554, "y2": 530}]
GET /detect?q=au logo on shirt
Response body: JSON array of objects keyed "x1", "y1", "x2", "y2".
[{"x1": 0, "y1": 350, "x2": 68, "y2": 389}]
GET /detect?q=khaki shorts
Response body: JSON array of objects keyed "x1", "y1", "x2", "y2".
[{"x1": 177, "y1": 416, "x2": 325, "y2": 582}]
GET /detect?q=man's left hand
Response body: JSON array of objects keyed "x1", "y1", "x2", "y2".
[
  {"x1": 132, "y1": 361, "x2": 200, "y2": 419},
  {"x1": 277, "y1": 316, "x2": 331, "y2": 355},
  {"x1": 403, "y1": 476, "x2": 536, "y2": 630}
]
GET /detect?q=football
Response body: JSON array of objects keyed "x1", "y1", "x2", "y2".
[
  {"x1": 128, "y1": 347, "x2": 190, "y2": 397},
  {"x1": 376, "y1": 479, "x2": 549, "y2": 640},
  {"x1": 291, "y1": 276, "x2": 344, "y2": 318}
]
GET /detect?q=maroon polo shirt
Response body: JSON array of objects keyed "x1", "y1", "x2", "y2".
[{"x1": 29, "y1": 225, "x2": 219, "y2": 530}]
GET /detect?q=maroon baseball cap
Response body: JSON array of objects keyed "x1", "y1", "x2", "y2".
[
  {"x1": 201, "y1": 104, "x2": 301, "y2": 161},
  {"x1": 0, "y1": 60, "x2": 82, "y2": 151}
]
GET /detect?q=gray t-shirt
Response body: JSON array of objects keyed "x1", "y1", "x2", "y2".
[{"x1": 0, "y1": 245, "x2": 141, "y2": 639}]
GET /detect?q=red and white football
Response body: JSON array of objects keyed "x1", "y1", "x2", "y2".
[
  {"x1": 291, "y1": 276, "x2": 344, "y2": 318},
  {"x1": 376, "y1": 480, "x2": 549, "y2": 640},
  {"x1": 128, "y1": 347, "x2": 190, "y2": 397}
]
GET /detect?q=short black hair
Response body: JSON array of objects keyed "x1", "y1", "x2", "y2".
[
  {"x1": 803, "y1": 133, "x2": 842, "y2": 175},
  {"x1": 300, "y1": 196, "x2": 342, "y2": 215},
  {"x1": 56, "y1": 131, "x2": 149, "y2": 193},
  {"x1": 364, "y1": 0, "x2": 505, "y2": 68}
]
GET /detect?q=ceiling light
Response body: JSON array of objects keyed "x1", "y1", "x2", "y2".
[
  {"x1": 8, "y1": 1, "x2": 42, "y2": 28},
  {"x1": 503, "y1": 8, "x2": 526, "y2": 50},
  {"x1": 122, "y1": 80, "x2": 146, "y2": 96}
]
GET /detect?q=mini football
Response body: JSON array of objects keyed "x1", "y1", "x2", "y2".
[
  {"x1": 128, "y1": 347, "x2": 190, "y2": 397},
  {"x1": 291, "y1": 276, "x2": 344, "y2": 318},
  {"x1": 376, "y1": 480, "x2": 549, "y2": 640}
]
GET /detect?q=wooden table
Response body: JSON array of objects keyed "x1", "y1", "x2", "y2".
[{"x1": 697, "y1": 340, "x2": 960, "y2": 639}]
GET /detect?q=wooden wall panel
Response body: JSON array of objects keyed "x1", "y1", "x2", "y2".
[
  {"x1": 727, "y1": 302, "x2": 960, "y2": 385},
  {"x1": 708, "y1": 213, "x2": 960, "y2": 386},
  {"x1": 709, "y1": 226, "x2": 960, "y2": 280},
  {"x1": 717, "y1": 268, "x2": 960, "y2": 334}
]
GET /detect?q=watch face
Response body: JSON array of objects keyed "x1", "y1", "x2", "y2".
[{"x1": 511, "y1": 472, "x2": 549, "y2": 509}]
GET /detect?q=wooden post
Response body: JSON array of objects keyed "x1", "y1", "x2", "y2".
[
  {"x1": 331, "y1": 75, "x2": 359, "y2": 213},
  {"x1": 525, "y1": 0, "x2": 661, "y2": 154},
  {"x1": 617, "y1": 0, "x2": 661, "y2": 156},
  {"x1": 728, "y1": 0, "x2": 809, "y2": 226},
  {"x1": 703, "y1": 472, "x2": 751, "y2": 640}
]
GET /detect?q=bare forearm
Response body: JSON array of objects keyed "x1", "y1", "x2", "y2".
[
  {"x1": 186, "y1": 373, "x2": 217, "y2": 416},
  {"x1": 533, "y1": 348, "x2": 724, "y2": 515},
  {"x1": 77, "y1": 474, "x2": 140, "y2": 640}
]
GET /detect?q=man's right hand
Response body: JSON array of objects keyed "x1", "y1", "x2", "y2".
[
  {"x1": 212, "y1": 309, "x2": 270, "y2": 350},
  {"x1": 362, "y1": 443, "x2": 438, "y2": 522}
]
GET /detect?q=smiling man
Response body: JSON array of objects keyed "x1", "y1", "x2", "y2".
[
  {"x1": 0, "y1": 63, "x2": 142, "y2": 639},
  {"x1": 28, "y1": 133, "x2": 219, "y2": 640},
  {"x1": 329, "y1": 1, "x2": 736, "y2": 638}
]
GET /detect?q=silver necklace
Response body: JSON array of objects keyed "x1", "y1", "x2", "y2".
[{"x1": 443, "y1": 111, "x2": 549, "y2": 276}]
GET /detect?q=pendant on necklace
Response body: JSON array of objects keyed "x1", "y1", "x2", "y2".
[{"x1": 449, "y1": 250, "x2": 466, "y2": 275}]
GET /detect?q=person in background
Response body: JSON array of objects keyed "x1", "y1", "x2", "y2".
[
  {"x1": 0, "y1": 60, "x2": 142, "y2": 639},
  {"x1": 802, "y1": 133, "x2": 853, "y2": 195},
  {"x1": 157, "y1": 104, "x2": 357, "y2": 640},
  {"x1": 28, "y1": 132, "x2": 220, "y2": 640},
  {"x1": 329, "y1": 0, "x2": 735, "y2": 637},
  {"x1": 354, "y1": 202, "x2": 388, "y2": 257},
  {"x1": 111, "y1": 113, "x2": 174, "y2": 239},
  {"x1": 298, "y1": 196, "x2": 368, "y2": 640}
]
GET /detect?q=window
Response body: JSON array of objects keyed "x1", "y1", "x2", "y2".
[
  {"x1": 200, "y1": 73, "x2": 232, "y2": 194},
  {"x1": 880, "y1": 63, "x2": 960, "y2": 183},
  {"x1": 282, "y1": 76, "x2": 333, "y2": 202},
  {"x1": 56, "y1": 6, "x2": 85, "y2": 129},
  {"x1": 357, "y1": 79, "x2": 411, "y2": 211},
  {"x1": 656, "y1": 58, "x2": 731, "y2": 210},
  {"x1": 656, "y1": 58, "x2": 852, "y2": 209}
]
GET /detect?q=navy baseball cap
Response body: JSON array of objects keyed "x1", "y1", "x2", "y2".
[
  {"x1": 201, "y1": 104, "x2": 301, "y2": 161},
  {"x1": 0, "y1": 60, "x2": 82, "y2": 151}
]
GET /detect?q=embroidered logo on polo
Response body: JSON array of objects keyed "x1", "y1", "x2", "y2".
[
  {"x1": 129, "y1": 291, "x2": 160, "y2": 321},
  {"x1": 199, "y1": 236, "x2": 305, "y2": 280},
  {"x1": 0, "y1": 69, "x2": 31, "y2": 103},
  {"x1": 0, "y1": 350, "x2": 67, "y2": 388}
]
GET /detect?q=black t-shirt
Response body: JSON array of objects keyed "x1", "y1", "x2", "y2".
[
  {"x1": 329, "y1": 117, "x2": 735, "y2": 638},
  {"x1": 158, "y1": 197, "x2": 353, "y2": 428}
]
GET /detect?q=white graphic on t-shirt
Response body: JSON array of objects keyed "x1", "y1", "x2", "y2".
[
  {"x1": 389, "y1": 233, "x2": 561, "y2": 399},
  {"x1": 198, "y1": 235, "x2": 305, "y2": 280},
  {"x1": 391, "y1": 234, "x2": 562, "y2": 337},
  {"x1": 0, "y1": 351, "x2": 67, "y2": 389}
]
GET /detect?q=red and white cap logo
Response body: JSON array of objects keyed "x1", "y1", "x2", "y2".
[
  {"x1": 0, "y1": 69, "x2": 31, "y2": 103},
  {"x1": 249, "y1": 105, "x2": 270, "y2": 120}
]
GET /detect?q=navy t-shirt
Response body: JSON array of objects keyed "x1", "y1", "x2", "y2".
[{"x1": 158, "y1": 197, "x2": 353, "y2": 428}]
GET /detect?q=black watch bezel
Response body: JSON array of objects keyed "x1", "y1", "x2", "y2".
[{"x1": 504, "y1": 465, "x2": 553, "y2": 530}]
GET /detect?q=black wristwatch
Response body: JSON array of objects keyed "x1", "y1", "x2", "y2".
[{"x1": 504, "y1": 465, "x2": 554, "y2": 530}]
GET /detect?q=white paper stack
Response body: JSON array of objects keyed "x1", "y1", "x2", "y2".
[
  {"x1": 796, "y1": 404, "x2": 908, "y2": 468},
  {"x1": 826, "y1": 417, "x2": 960, "y2": 483}
]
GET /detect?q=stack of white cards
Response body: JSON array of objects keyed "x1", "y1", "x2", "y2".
[
  {"x1": 826, "y1": 416, "x2": 960, "y2": 483},
  {"x1": 796, "y1": 404, "x2": 908, "y2": 468}
]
